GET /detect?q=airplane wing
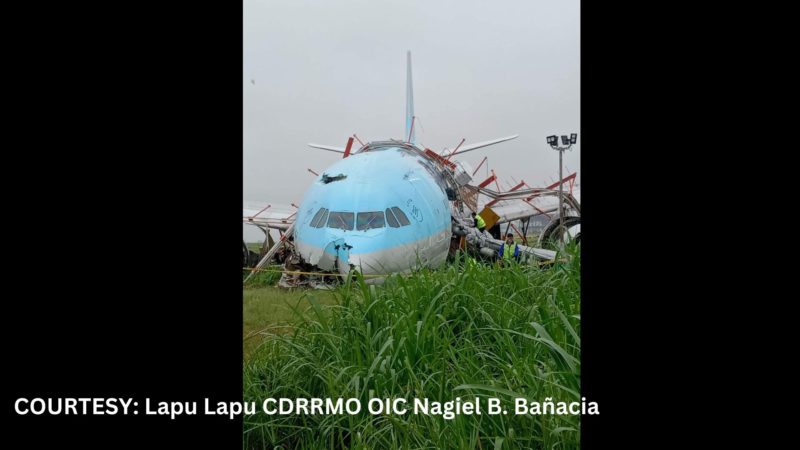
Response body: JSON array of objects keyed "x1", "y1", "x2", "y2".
[
  {"x1": 307, "y1": 143, "x2": 345, "y2": 153},
  {"x1": 243, "y1": 202, "x2": 295, "y2": 231},
  {"x1": 486, "y1": 193, "x2": 558, "y2": 224},
  {"x1": 449, "y1": 135, "x2": 519, "y2": 156},
  {"x1": 481, "y1": 187, "x2": 580, "y2": 222}
]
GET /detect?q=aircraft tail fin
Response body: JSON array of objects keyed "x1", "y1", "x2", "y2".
[{"x1": 405, "y1": 51, "x2": 415, "y2": 144}]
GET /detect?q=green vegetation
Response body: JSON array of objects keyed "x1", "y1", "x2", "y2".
[
  {"x1": 243, "y1": 265, "x2": 283, "y2": 288},
  {"x1": 243, "y1": 286, "x2": 337, "y2": 358},
  {"x1": 243, "y1": 248, "x2": 581, "y2": 449}
]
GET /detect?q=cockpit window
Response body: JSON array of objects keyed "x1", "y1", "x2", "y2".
[
  {"x1": 327, "y1": 211, "x2": 354, "y2": 230},
  {"x1": 391, "y1": 207, "x2": 411, "y2": 226},
  {"x1": 318, "y1": 209, "x2": 329, "y2": 228},
  {"x1": 309, "y1": 208, "x2": 329, "y2": 228},
  {"x1": 312, "y1": 208, "x2": 406, "y2": 231},
  {"x1": 385, "y1": 208, "x2": 400, "y2": 228},
  {"x1": 356, "y1": 211, "x2": 385, "y2": 231}
]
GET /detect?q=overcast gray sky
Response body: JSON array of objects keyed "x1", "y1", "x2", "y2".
[{"x1": 244, "y1": 0, "x2": 579, "y2": 239}]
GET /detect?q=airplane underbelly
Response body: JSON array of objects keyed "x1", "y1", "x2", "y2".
[
  {"x1": 296, "y1": 227, "x2": 450, "y2": 276},
  {"x1": 349, "y1": 229, "x2": 450, "y2": 275}
]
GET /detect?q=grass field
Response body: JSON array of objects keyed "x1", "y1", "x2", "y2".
[
  {"x1": 243, "y1": 286, "x2": 337, "y2": 358},
  {"x1": 242, "y1": 247, "x2": 580, "y2": 449}
]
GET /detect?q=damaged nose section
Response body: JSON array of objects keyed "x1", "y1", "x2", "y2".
[{"x1": 317, "y1": 238, "x2": 352, "y2": 276}]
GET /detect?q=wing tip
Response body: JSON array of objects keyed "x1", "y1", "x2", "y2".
[{"x1": 308, "y1": 143, "x2": 345, "y2": 153}]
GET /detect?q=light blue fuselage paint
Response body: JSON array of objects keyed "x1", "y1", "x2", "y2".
[{"x1": 294, "y1": 145, "x2": 452, "y2": 275}]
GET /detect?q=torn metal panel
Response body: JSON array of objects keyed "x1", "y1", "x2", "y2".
[
  {"x1": 453, "y1": 161, "x2": 473, "y2": 186},
  {"x1": 315, "y1": 238, "x2": 352, "y2": 274},
  {"x1": 244, "y1": 222, "x2": 296, "y2": 283},
  {"x1": 320, "y1": 173, "x2": 347, "y2": 184}
]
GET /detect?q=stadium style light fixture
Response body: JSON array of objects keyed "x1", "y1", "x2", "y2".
[{"x1": 546, "y1": 132, "x2": 578, "y2": 244}]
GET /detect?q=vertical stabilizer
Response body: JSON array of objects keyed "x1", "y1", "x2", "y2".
[{"x1": 405, "y1": 51, "x2": 415, "y2": 144}]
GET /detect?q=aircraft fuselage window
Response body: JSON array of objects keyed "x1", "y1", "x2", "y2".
[
  {"x1": 385, "y1": 208, "x2": 400, "y2": 228},
  {"x1": 391, "y1": 207, "x2": 411, "y2": 226},
  {"x1": 327, "y1": 211, "x2": 355, "y2": 230},
  {"x1": 309, "y1": 208, "x2": 329, "y2": 228},
  {"x1": 356, "y1": 211, "x2": 385, "y2": 231}
]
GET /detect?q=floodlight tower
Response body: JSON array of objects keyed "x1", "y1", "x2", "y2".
[{"x1": 546, "y1": 133, "x2": 577, "y2": 244}]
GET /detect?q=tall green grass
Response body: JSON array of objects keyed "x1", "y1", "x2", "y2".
[
  {"x1": 243, "y1": 248, "x2": 581, "y2": 449},
  {"x1": 243, "y1": 265, "x2": 282, "y2": 287},
  {"x1": 243, "y1": 287, "x2": 338, "y2": 358}
]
